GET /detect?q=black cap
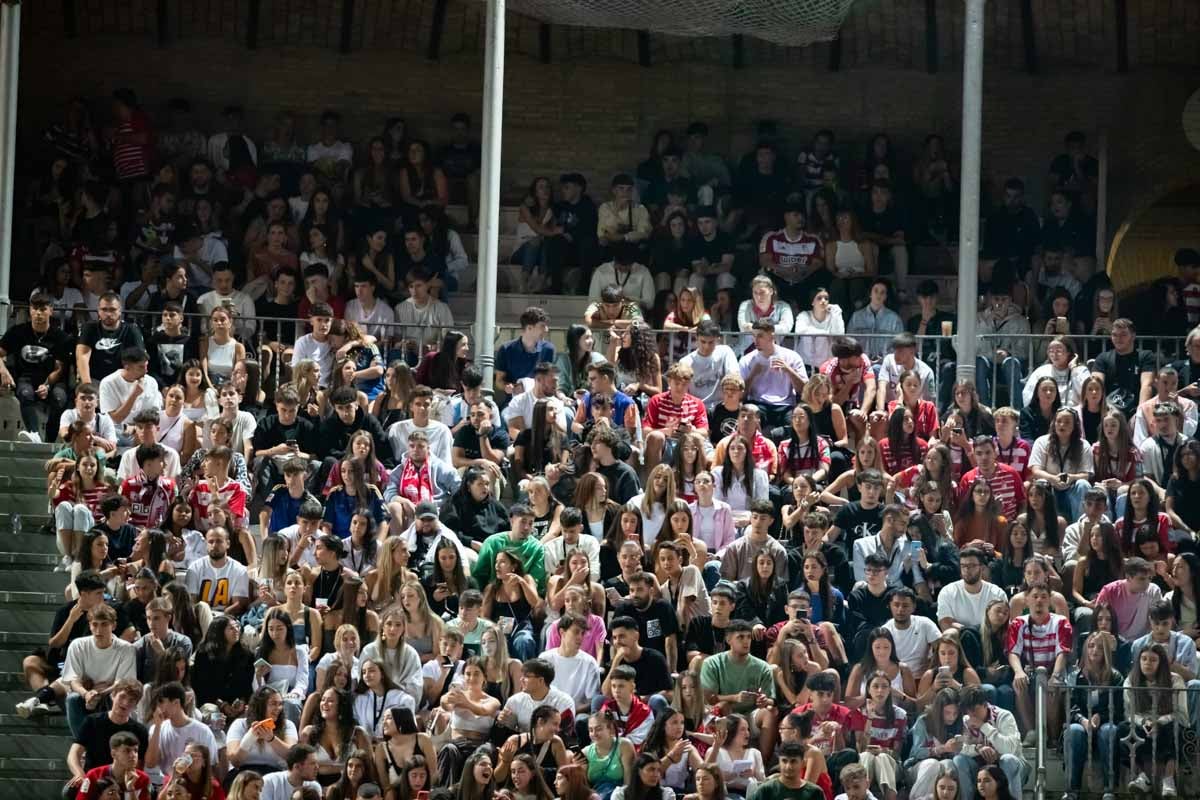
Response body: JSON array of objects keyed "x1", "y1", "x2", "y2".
[
  {"x1": 695, "y1": 205, "x2": 718, "y2": 220},
  {"x1": 559, "y1": 172, "x2": 587, "y2": 190},
  {"x1": 611, "y1": 173, "x2": 634, "y2": 187},
  {"x1": 415, "y1": 501, "x2": 439, "y2": 520}
]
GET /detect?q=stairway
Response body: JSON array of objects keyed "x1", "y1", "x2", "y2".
[{"x1": 0, "y1": 440, "x2": 75, "y2": 799}]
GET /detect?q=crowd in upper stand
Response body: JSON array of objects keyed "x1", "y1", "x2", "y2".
[{"x1": 12, "y1": 87, "x2": 1200, "y2": 800}]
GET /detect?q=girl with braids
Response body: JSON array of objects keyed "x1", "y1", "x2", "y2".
[
  {"x1": 554, "y1": 324, "x2": 606, "y2": 396},
  {"x1": 1166, "y1": 552, "x2": 1200, "y2": 644},
  {"x1": 495, "y1": 705, "x2": 570, "y2": 789},
  {"x1": 607, "y1": 320, "x2": 663, "y2": 401},
  {"x1": 253, "y1": 608, "x2": 309, "y2": 725},
  {"x1": 353, "y1": 657, "x2": 411, "y2": 738},
  {"x1": 321, "y1": 577, "x2": 379, "y2": 661},
  {"x1": 1017, "y1": 480, "x2": 1066, "y2": 563},
  {"x1": 642, "y1": 707, "x2": 703, "y2": 793},
  {"x1": 904, "y1": 688, "x2": 965, "y2": 800},
  {"x1": 778, "y1": 405, "x2": 831, "y2": 486},
  {"x1": 302, "y1": 687, "x2": 372, "y2": 785},
  {"x1": 879, "y1": 406, "x2": 928, "y2": 475},
  {"x1": 421, "y1": 538, "x2": 476, "y2": 618},
  {"x1": 1123, "y1": 643, "x2": 1187, "y2": 795},
  {"x1": 226, "y1": 686, "x2": 298, "y2": 775},
  {"x1": 1117, "y1": 477, "x2": 1172, "y2": 557}
]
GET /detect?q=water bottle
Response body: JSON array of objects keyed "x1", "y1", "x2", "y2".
[{"x1": 10, "y1": 513, "x2": 20, "y2": 534}]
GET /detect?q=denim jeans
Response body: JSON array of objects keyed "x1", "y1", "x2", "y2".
[
  {"x1": 975, "y1": 355, "x2": 1024, "y2": 408},
  {"x1": 981, "y1": 683, "x2": 1017, "y2": 715},
  {"x1": 702, "y1": 562, "x2": 721, "y2": 591},
  {"x1": 1064, "y1": 721, "x2": 1118, "y2": 790},
  {"x1": 508, "y1": 621, "x2": 538, "y2": 662},
  {"x1": 65, "y1": 691, "x2": 108, "y2": 740},
  {"x1": 1055, "y1": 479, "x2": 1092, "y2": 523},
  {"x1": 954, "y1": 753, "x2": 1023, "y2": 800}
]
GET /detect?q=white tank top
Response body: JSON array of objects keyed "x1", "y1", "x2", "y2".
[
  {"x1": 207, "y1": 338, "x2": 236, "y2": 386},
  {"x1": 834, "y1": 238, "x2": 867, "y2": 277}
]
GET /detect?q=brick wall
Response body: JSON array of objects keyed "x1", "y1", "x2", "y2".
[{"x1": 16, "y1": 23, "x2": 1200, "y2": 251}]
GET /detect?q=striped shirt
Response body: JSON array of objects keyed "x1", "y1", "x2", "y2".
[
  {"x1": 863, "y1": 705, "x2": 907, "y2": 749},
  {"x1": 993, "y1": 436, "x2": 1032, "y2": 479},
  {"x1": 644, "y1": 391, "x2": 708, "y2": 432},
  {"x1": 112, "y1": 112, "x2": 152, "y2": 180},
  {"x1": 1006, "y1": 613, "x2": 1072, "y2": 670},
  {"x1": 1185, "y1": 282, "x2": 1200, "y2": 326}
]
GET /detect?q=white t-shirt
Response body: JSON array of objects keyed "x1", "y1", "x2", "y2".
[
  {"x1": 680, "y1": 345, "x2": 740, "y2": 410},
  {"x1": 353, "y1": 688, "x2": 414, "y2": 738},
  {"x1": 227, "y1": 716, "x2": 299, "y2": 769},
  {"x1": 387, "y1": 419, "x2": 454, "y2": 465},
  {"x1": 936, "y1": 580, "x2": 1009, "y2": 629},
  {"x1": 307, "y1": 140, "x2": 354, "y2": 165},
  {"x1": 147, "y1": 718, "x2": 218, "y2": 785},
  {"x1": 878, "y1": 355, "x2": 935, "y2": 404},
  {"x1": 346, "y1": 299, "x2": 398, "y2": 341},
  {"x1": 117, "y1": 443, "x2": 181, "y2": 480},
  {"x1": 59, "y1": 409, "x2": 118, "y2": 442},
  {"x1": 541, "y1": 648, "x2": 601, "y2": 706},
  {"x1": 1029, "y1": 433, "x2": 1095, "y2": 474},
  {"x1": 98, "y1": 372, "x2": 163, "y2": 418},
  {"x1": 501, "y1": 380, "x2": 569, "y2": 432},
  {"x1": 201, "y1": 411, "x2": 258, "y2": 451},
  {"x1": 61, "y1": 636, "x2": 137, "y2": 686},
  {"x1": 291, "y1": 334, "x2": 334, "y2": 387},
  {"x1": 881, "y1": 616, "x2": 942, "y2": 674},
  {"x1": 276, "y1": 524, "x2": 319, "y2": 568},
  {"x1": 261, "y1": 771, "x2": 323, "y2": 800},
  {"x1": 394, "y1": 298, "x2": 455, "y2": 342},
  {"x1": 185, "y1": 556, "x2": 251, "y2": 611},
  {"x1": 502, "y1": 687, "x2": 576, "y2": 731}
]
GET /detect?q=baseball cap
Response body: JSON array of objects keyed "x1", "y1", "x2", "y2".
[{"x1": 415, "y1": 501, "x2": 439, "y2": 520}]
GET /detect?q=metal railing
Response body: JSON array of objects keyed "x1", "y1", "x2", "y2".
[
  {"x1": 1035, "y1": 668, "x2": 1200, "y2": 798},
  {"x1": 12, "y1": 302, "x2": 1192, "y2": 405}
]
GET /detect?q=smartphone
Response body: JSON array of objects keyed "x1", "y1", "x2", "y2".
[
  {"x1": 909, "y1": 541, "x2": 922, "y2": 559},
  {"x1": 254, "y1": 658, "x2": 271, "y2": 670},
  {"x1": 1055, "y1": 316, "x2": 1068, "y2": 334},
  {"x1": 286, "y1": 438, "x2": 298, "y2": 449}
]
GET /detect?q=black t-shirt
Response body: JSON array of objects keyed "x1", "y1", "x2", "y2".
[
  {"x1": 1168, "y1": 474, "x2": 1200, "y2": 531},
  {"x1": 833, "y1": 502, "x2": 883, "y2": 542},
  {"x1": 686, "y1": 232, "x2": 736, "y2": 268},
  {"x1": 614, "y1": 598, "x2": 680, "y2": 658},
  {"x1": 0, "y1": 323, "x2": 70, "y2": 385},
  {"x1": 147, "y1": 329, "x2": 192, "y2": 385},
  {"x1": 983, "y1": 206, "x2": 1041, "y2": 262},
  {"x1": 453, "y1": 424, "x2": 511, "y2": 460},
  {"x1": 1092, "y1": 348, "x2": 1155, "y2": 418},
  {"x1": 598, "y1": 461, "x2": 641, "y2": 505},
  {"x1": 74, "y1": 711, "x2": 149, "y2": 772},
  {"x1": 554, "y1": 198, "x2": 599, "y2": 245},
  {"x1": 252, "y1": 414, "x2": 316, "y2": 454},
  {"x1": 622, "y1": 646, "x2": 674, "y2": 696},
  {"x1": 437, "y1": 141, "x2": 482, "y2": 179},
  {"x1": 859, "y1": 202, "x2": 906, "y2": 237},
  {"x1": 256, "y1": 297, "x2": 300, "y2": 346},
  {"x1": 47, "y1": 601, "x2": 133, "y2": 666},
  {"x1": 684, "y1": 616, "x2": 728, "y2": 659},
  {"x1": 80, "y1": 321, "x2": 144, "y2": 384},
  {"x1": 708, "y1": 405, "x2": 741, "y2": 445}
]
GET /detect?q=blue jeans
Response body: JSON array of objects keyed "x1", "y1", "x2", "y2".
[
  {"x1": 702, "y1": 562, "x2": 721, "y2": 592},
  {"x1": 954, "y1": 753, "x2": 1023, "y2": 800},
  {"x1": 976, "y1": 355, "x2": 1024, "y2": 408},
  {"x1": 1055, "y1": 479, "x2": 1091, "y2": 523},
  {"x1": 508, "y1": 621, "x2": 537, "y2": 662},
  {"x1": 982, "y1": 683, "x2": 1016, "y2": 715},
  {"x1": 1064, "y1": 721, "x2": 1118, "y2": 790},
  {"x1": 65, "y1": 692, "x2": 98, "y2": 740}
]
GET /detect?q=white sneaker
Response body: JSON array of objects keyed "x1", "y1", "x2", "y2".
[
  {"x1": 54, "y1": 555, "x2": 72, "y2": 573},
  {"x1": 16, "y1": 430, "x2": 41, "y2": 443},
  {"x1": 14, "y1": 696, "x2": 47, "y2": 718},
  {"x1": 1163, "y1": 776, "x2": 1177, "y2": 797},
  {"x1": 1129, "y1": 772, "x2": 1151, "y2": 793},
  {"x1": 1102, "y1": 793, "x2": 1116, "y2": 800}
]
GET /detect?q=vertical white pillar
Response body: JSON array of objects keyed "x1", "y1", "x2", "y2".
[
  {"x1": 0, "y1": 1, "x2": 21, "y2": 335},
  {"x1": 954, "y1": 0, "x2": 985, "y2": 383},
  {"x1": 474, "y1": 0, "x2": 505, "y2": 393}
]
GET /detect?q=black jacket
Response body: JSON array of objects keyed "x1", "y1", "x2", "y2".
[{"x1": 317, "y1": 407, "x2": 394, "y2": 466}]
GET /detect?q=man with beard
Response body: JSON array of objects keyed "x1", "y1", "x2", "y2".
[
  {"x1": 936, "y1": 547, "x2": 1008, "y2": 631},
  {"x1": 0, "y1": 292, "x2": 70, "y2": 437}
]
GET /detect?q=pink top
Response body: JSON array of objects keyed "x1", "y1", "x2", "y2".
[{"x1": 546, "y1": 612, "x2": 607, "y2": 661}]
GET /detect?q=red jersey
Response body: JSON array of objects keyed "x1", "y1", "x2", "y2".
[
  {"x1": 77, "y1": 765, "x2": 151, "y2": 800},
  {"x1": 644, "y1": 391, "x2": 708, "y2": 432},
  {"x1": 1006, "y1": 613, "x2": 1072, "y2": 671},
  {"x1": 188, "y1": 477, "x2": 248, "y2": 531},
  {"x1": 52, "y1": 483, "x2": 108, "y2": 525},
  {"x1": 819, "y1": 357, "x2": 873, "y2": 408},
  {"x1": 120, "y1": 474, "x2": 176, "y2": 529},
  {"x1": 993, "y1": 436, "x2": 1033, "y2": 479},
  {"x1": 1115, "y1": 512, "x2": 1172, "y2": 556},
  {"x1": 863, "y1": 705, "x2": 908, "y2": 750},
  {"x1": 957, "y1": 463, "x2": 1026, "y2": 518},
  {"x1": 887, "y1": 399, "x2": 939, "y2": 440},
  {"x1": 1185, "y1": 281, "x2": 1200, "y2": 326},
  {"x1": 759, "y1": 229, "x2": 823, "y2": 285},
  {"x1": 880, "y1": 437, "x2": 928, "y2": 474},
  {"x1": 778, "y1": 436, "x2": 832, "y2": 474},
  {"x1": 793, "y1": 702, "x2": 865, "y2": 756}
]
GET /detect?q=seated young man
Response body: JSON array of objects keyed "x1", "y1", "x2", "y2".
[
  {"x1": 61, "y1": 603, "x2": 138, "y2": 739},
  {"x1": 699, "y1": 619, "x2": 779, "y2": 760},
  {"x1": 793, "y1": 672, "x2": 862, "y2": 796},
  {"x1": 73, "y1": 729, "x2": 151, "y2": 800}
]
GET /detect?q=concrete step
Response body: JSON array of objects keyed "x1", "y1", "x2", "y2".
[
  {"x1": 0, "y1": 776, "x2": 73, "y2": 800},
  {"x1": 445, "y1": 203, "x2": 520, "y2": 231},
  {"x1": 0, "y1": 650, "x2": 34, "y2": 673},
  {"x1": 460, "y1": 232, "x2": 519, "y2": 262},
  {"x1": 0, "y1": 729, "x2": 73, "y2": 759},
  {"x1": 0, "y1": 553, "x2": 59, "y2": 570},
  {"x1": 0, "y1": 568, "x2": 69, "y2": 593},
  {"x1": 0, "y1": 608, "x2": 58, "y2": 634},
  {"x1": 448, "y1": 290, "x2": 592, "y2": 327},
  {"x1": 0, "y1": 495, "x2": 52, "y2": 517},
  {"x1": 0, "y1": 712, "x2": 68, "y2": 732}
]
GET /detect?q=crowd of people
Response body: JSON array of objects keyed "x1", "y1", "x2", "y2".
[{"x1": 14, "y1": 88, "x2": 1200, "y2": 800}]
